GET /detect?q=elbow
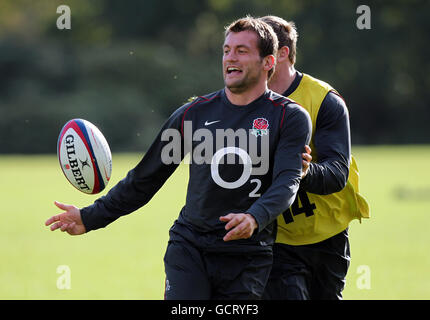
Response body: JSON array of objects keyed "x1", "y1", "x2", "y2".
[
  {"x1": 301, "y1": 161, "x2": 350, "y2": 195},
  {"x1": 330, "y1": 179, "x2": 347, "y2": 194},
  {"x1": 317, "y1": 163, "x2": 349, "y2": 195},
  {"x1": 329, "y1": 166, "x2": 349, "y2": 194}
]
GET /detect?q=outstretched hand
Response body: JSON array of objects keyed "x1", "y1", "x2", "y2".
[{"x1": 45, "y1": 201, "x2": 86, "y2": 235}]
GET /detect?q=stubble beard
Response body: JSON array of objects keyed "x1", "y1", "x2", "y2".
[{"x1": 225, "y1": 68, "x2": 261, "y2": 94}]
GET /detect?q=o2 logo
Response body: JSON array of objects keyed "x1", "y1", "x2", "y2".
[{"x1": 210, "y1": 147, "x2": 262, "y2": 197}]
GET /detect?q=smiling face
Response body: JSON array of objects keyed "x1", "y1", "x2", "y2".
[{"x1": 223, "y1": 30, "x2": 266, "y2": 94}]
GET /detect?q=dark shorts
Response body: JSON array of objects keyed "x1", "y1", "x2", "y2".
[
  {"x1": 163, "y1": 238, "x2": 273, "y2": 300},
  {"x1": 263, "y1": 229, "x2": 350, "y2": 300}
]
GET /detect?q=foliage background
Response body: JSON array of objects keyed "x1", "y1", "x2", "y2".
[{"x1": 1, "y1": 0, "x2": 429, "y2": 154}]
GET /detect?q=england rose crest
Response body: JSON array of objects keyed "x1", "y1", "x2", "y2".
[{"x1": 251, "y1": 118, "x2": 269, "y2": 137}]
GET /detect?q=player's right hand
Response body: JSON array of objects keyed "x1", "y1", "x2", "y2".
[
  {"x1": 301, "y1": 145, "x2": 312, "y2": 179},
  {"x1": 45, "y1": 201, "x2": 86, "y2": 235}
]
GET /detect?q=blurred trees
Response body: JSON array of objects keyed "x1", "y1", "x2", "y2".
[{"x1": 0, "y1": 0, "x2": 429, "y2": 153}]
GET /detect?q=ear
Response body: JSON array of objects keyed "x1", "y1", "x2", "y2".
[
  {"x1": 277, "y1": 46, "x2": 290, "y2": 63},
  {"x1": 263, "y1": 55, "x2": 276, "y2": 72}
]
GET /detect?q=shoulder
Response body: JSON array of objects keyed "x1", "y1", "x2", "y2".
[
  {"x1": 171, "y1": 90, "x2": 222, "y2": 117},
  {"x1": 301, "y1": 73, "x2": 347, "y2": 109},
  {"x1": 198, "y1": 90, "x2": 223, "y2": 103},
  {"x1": 301, "y1": 73, "x2": 334, "y2": 92},
  {"x1": 299, "y1": 73, "x2": 348, "y2": 117},
  {"x1": 181, "y1": 90, "x2": 222, "y2": 114},
  {"x1": 186, "y1": 90, "x2": 222, "y2": 107},
  {"x1": 319, "y1": 91, "x2": 349, "y2": 121},
  {"x1": 166, "y1": 90, "x2": 222, "y2": 134},
  {"x1": 270, "y1": 91, "x2": 308, "y2": 116},
  {"x1": 285, "y1": 101, "x2": 312, "y2": 125},
  {"x1": 266, "y1": 90, "x2": 311, "y2": 126},
  {"x1": 266, "y1": 90, "x2": 298, "y2": 108}
]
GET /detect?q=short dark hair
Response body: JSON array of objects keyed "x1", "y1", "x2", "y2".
[
  {"x1": 260, "y1": 15, "x2": 298, "y2": 65},
  {"x1": 224, "y1": 15, "x2": 278, "y2": 79}
]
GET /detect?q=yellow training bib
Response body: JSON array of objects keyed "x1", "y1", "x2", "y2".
[{"x1": 276, "y1": 74, "x2": 370, "y2": 245}]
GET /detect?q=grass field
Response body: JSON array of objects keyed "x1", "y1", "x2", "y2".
[{"x1": 1, "y1": 145, "x2": 430, "y2": 300}]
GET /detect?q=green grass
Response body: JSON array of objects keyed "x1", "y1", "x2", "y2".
[
  {"x1": 1, "y1": 145, "x2": 430, "y2": 299},
  {"x1": 343, "y1": 145, "x2": 430, "y2": 300},
  {"x1": 0, "y1": 153, "x2": 185, "y2": 299}
]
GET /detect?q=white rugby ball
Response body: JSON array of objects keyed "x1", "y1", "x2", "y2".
[{"x1": 57, "y1": 119, "x2": 112, "y2": 194}]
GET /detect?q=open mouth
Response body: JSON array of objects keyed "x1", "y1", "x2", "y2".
[{"x1": 226, "y1": 66, "x2": 242, "y2": 76}]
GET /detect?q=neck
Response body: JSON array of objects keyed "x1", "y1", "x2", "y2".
[
  {"x1": 268, "y1": 63, "x2": 296, "y2": 95},
  {"x1": 225, "y1": 81, "x2": 268, "y2": 106}
]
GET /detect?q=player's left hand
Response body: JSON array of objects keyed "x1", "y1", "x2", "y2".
[{"x1": 219, "y1": 213, "x2": 258, "y2": 241}]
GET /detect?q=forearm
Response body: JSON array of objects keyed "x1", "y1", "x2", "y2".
[
  {"x1": 301, "y1": 91, "x2": 351, "y2": 195},
  {"x1": 247, "y1": 105, "x2": 312, "y2": 232},
  {"x1": 301, "y1": 159, "x2": 349, "y2": 194},
  {"x1": 247, "y1": 171, "x2": 302, "y2": 232},
  {"x1": 80, "y1": 105, "x2": 186, "y2": 232},
  {"x1": 80, "y1": 163, "x2": 175, "y2": 231}
]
